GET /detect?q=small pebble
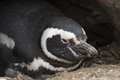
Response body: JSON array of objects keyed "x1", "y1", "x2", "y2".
[
  {"x1": 82, "y1": 77, "x2": 86, "y2": 80},
  {"x1": 78, "y1": 72, "x2": 82, "y2": 75},
  {"x1": 97, "y1": 69, "x2": 102, "y2": 72},
  {"x1": 106, "y1": 70, "x2": 113, "y2": 73},
  {"x1": 89, "y1": 63, "x2": 98, "y2": 67},
  {"x1": 104, "y1": 78, "x2": 110, "y2": 80}
]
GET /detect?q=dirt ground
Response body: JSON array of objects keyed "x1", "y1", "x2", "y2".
[{"x1": 46, "y1": 65, "x2": 120, "y2": 80}]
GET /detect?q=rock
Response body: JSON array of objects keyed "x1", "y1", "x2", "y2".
[{"x1": 97, "y1": 0, "x2": 120, "y2": 46}]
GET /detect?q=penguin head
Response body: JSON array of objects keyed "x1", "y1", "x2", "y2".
[{"x1": 41, "y1": 17, "x2": 98, "y2": 64}]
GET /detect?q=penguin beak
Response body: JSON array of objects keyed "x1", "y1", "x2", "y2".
[{"x1": 71, "y1": 40, "x2": 98, "y2": 58}]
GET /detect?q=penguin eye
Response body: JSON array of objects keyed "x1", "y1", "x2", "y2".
[{"x1": 61, "y1": 39, "x2": 69, "y2": 43}]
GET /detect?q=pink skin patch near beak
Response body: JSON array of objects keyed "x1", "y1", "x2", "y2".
[
  {"x1": 73, "y1": 39, "x2": 80, "y2": 45},
  {"x1": 62, "y1": 38, "x2": 80, "y2": 45}
]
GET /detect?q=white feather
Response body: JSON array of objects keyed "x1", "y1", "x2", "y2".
[
  {"x1": 82, "y1": 28, "x2": 86, "y2": 35},
  {"x1": 0, "y1": 33, "x2": 15, "y2": 49}
]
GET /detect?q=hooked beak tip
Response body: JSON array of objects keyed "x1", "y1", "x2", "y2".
[
  {"x1": 88, "y1": 48, "x2": 98, "y2": 58},
  {"x1": 78, "y1": 41, "x2": 98, "y2": 58}
]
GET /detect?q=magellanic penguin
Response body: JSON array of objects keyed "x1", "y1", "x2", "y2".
[{"x1": 0, "y1": 0, "x2": 98, "y2": 79}]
